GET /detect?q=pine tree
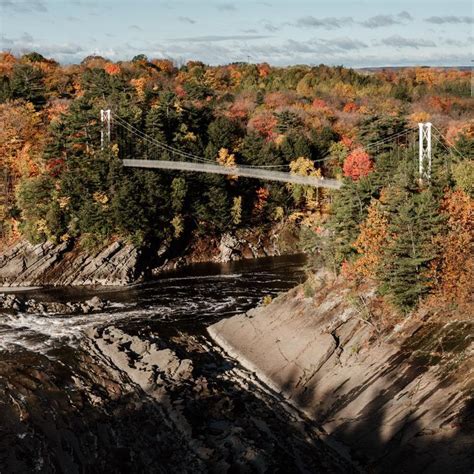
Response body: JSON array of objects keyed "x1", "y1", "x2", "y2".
[
  {"x1": 378, "y1": 190, "x2": 444, "y2": 311},
  {"x1": 324, "y1": 177, "x2": 373, "y2": 270}
]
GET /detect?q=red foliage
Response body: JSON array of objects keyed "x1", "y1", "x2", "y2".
[
  {"x1": 175, "y1": 85, "x2": 186, "y2": 98},
  {"x1": 47, "y1": 158, "x2": 65, "y2": 177},
  {"x1": 228, "y1": 96, "x2": 254, "y2": 119},
  {"x1": 343, "y1": 148, "x2": 373, "y2": 180},
  {"x1": 264, "y1": 91, "x2": 293, "y2": 109},
  {"x1": 248, "y1": 112, "x2": 277, "y2": 140},
  {"x1": 312, "y1": 99, "x2": 327, "y2": 109}
]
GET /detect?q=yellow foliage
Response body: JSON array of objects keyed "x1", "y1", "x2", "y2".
[
  {"x1": 409, "y1": 111, "x2": 431, "y2": 124},
  {"x1": 93, "y1": 192, "x2": 109, "y2": 205},
  {"x1": 273, "y1": 206, "x2": 284, "y2": 221},
  {"x1": 288, "y1": 157, "x2": 323, "y2": 211},
  {"x1": 130, "y1": 77, "x2": 147, "y2": 101},
  {"x1": 58, "y1": 196, "x2": 70, "y2": 209},
  {"x1": 217, "y1": 148, "x2": 237, "y2": 180},
  {"x1": 231, "y1": 196, "x2": 242, "y2": 225},
  {"x1": 171, "y1": 214, "x2": 184, "y2": 238}
]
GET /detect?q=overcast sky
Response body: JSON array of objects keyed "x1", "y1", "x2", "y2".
[{"x1": 0, "y1": 0, "x2": 472, "y2": 66}]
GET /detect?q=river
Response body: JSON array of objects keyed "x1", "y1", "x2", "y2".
[{"x1": 0, "y1": 255, "x2": 353, "y2": 473}]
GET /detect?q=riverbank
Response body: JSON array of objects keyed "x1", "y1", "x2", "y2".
[
  {"x1": 2, "y1": 255, "x2": 357, "y2": 472},
  {"x1": 0, "y1": 255, "x2": 355, "y2": 472},
  {"x1": 208, "y1": 270, "x2": 474, "y2": 473},
  {"x1": 0, "y1": 222, "x2": 299, "y2": 287}
]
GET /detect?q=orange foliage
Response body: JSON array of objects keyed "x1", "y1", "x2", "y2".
[
  {"x1": 46, "y1": 100, "x2": 69, "y2": 122},
  {"x1": 264, "y1": 91, "x2": 294, "y2": 109},
  {"x1": 0, "y1": 100, "x2": 44, "y2": 180},
  {"x1": 343, "y1": 102, "x2": 358, "y2": 113},
  {"x1": 341, "y1": 136, "x2": 354, "y2": 149},
  {"x1": 409, "y1": 111, "x2": 431, "y2": 125},
  {"x1": 343, "y1": 148, "x2": 373, "y2": 180},
  {"x1": 257, "y1": 63, "x2": 270, "y2": 78},
  {"x1": 104, "y1": 63, "x2": 121, "y2": 76},
  {"x1": 428, "y1": 96, "x2": 452, "y2": 114},
  {"x1": 152, "y1": 59, "x2": 175, "y2": 73},
  {"x1": 430, "y1": 190, "x2": 474, "y2": 303},
  {"x1": 0, "y1": 52, "x2": 16, "y2": 75},
  {"x1": 352, "y1": 198, "x2": 389, "y2": 279},
  {"x1": 445, "y1": 121, "x2": 474, "y2": 146},
  {"x1": 254, "y1": 187, "x2": 270, "y2": 213},
  {"x1": 130, "y1": 77, "x2": 147, "y2": 101}
]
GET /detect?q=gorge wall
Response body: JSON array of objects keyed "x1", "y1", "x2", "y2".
[
  {"x1": 208, "y1": 271, "x2": 474, "y2": 473},
  {"x1": 0, "y1": 223, "x2": 298, "y2": 287}
]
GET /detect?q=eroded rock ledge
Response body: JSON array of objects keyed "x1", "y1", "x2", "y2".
[
  {"x1": 208, "y1": 271, "x2": 474, "y2": 473},
  {"x1": 0, "y1": 240, "x2": 142, "y2": 287}
]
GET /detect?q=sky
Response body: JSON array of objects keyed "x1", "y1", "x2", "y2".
[{"x1": 0, "y1": 0, "x2": 472, "y2": 66}]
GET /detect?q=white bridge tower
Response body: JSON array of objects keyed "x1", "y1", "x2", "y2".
[
  {"x1": 418, "y1": 122, "x2": 432, "y2": 182},
  {"x1": 100, "y1": 109, "x2": 111, "y2": 151}
]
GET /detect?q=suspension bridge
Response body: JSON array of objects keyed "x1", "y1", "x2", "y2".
[
  {"x1": 103, "y1": 110, "x2": 342, "y2": 189},
  {"x1": 101, "y1": 110, "x2": 460, "y2": 189}
]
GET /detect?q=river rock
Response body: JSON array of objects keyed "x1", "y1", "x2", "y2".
[{"x1": 0, "y1": 293, "x2": 110, "y2": 314}]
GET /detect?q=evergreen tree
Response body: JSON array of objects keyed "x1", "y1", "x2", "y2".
[
  {"x1": 378, "y1": 190, "x2": 444, "y2": 311},
  {"x1": 11, "y1": 63, "x2": 46, "y2": 108},
  {"x1": 324, "y1": 177, "x2": 374, "y2": 270}
]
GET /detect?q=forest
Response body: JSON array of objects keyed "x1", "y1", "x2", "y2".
[{"x1": 0, "y1": 52, "x2": 472, "y2": 313}]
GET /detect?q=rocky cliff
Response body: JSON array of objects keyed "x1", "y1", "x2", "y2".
[
  {"x1": 208, "y1": 272, "x2": 474, "y2": 473},
  {"x1": 0, "y1": 223, "x2": 298, "y2": 287},
  {"x1": 0, "y1": 239, "x2": 143, "y2": 287}
]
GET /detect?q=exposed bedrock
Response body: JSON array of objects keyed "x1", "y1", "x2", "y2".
[{"x1": 208, "y1": 272, "x2": 474, "y2": 473}]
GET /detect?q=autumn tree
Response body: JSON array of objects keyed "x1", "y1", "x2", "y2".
[
  {"x1": 343, "y1": 149, "x2": 373, "y2": 180},
  {"x1": 430, "y1": 190, "x2": 473, "y2": 303}
]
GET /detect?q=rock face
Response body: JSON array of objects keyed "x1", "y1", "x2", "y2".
[
  {"x1": 0, "y1": 240, "x2": 143, "y2": 287},
  {"x1": 155, "y1": 223, "x2": 299, "y2": 272},
  {"x1": 208, "y1": 274, "x2": 474, "y2": 473}
]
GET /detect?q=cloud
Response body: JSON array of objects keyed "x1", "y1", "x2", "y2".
[
  {"x1": 425, "y1": 16, "x2": 473, "y2": 24},
  {"x1": 322, "y1": 37, "x2": 368, "y2": 51},
  {"x1": 361, "y1": 11, "x2": 413, "y2": 28},
  {"x1": 216, "y1": 3, "x2": 236, "y2": 11},
  {"x1": 178, "y1": 16, "x2": 196, "y2": 24},
  {"x1": 295, "y1": 16, "x2": 353, "y2": 29},
  {"x1": 380, "y1": 35, "x2": 436, "y2": 49},
  {"x1": 172, "y1": 35, "x2": 271, "y2": 42},
  {"x1": 129, "y1": 25, "x2": 142, "y2": 31},
  {"x1": 0, "y1": 34, "x2": 84, "y2": 58},
  {"x1": 262, "y1": 22, "x2": 280, "y2": 32},
  {"x1": 0, "y1": 0, "x2": 47, "y2": 13},
  {"x1": 20, "y1": 32, "x2": 34, "y2": 42}
]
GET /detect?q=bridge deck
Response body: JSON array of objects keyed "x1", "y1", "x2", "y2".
[{"x1": 122, "y1": 159, "x2": 342, "y2": 189}]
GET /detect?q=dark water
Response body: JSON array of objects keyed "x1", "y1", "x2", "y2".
[{"x1": 0, "y1": 254, "x2": 307, "y2": 353}]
